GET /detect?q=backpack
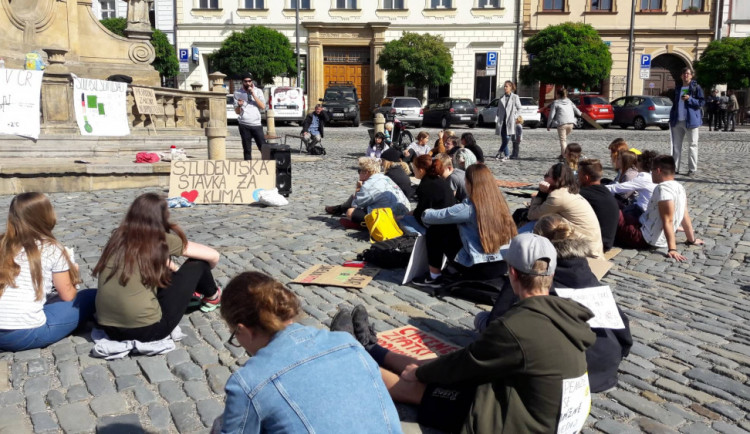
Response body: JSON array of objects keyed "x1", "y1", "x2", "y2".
[
  {"x1": 433, "y1": 275, "x2": 512, "y2": 306},
  {"x1": 357, "y1": 233, "x2": 418, "y2": 268},
  {"x1": 308, "y1": 144, "x2": 326, "y2": 155}
]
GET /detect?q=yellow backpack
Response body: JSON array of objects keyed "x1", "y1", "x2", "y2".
[{"x1": 364, "y1": 208, "x2": 403, "y2": 243}]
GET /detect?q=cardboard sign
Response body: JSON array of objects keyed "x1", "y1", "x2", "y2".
[
  {"x1": 555, "y1": 286, "x2": 625, "y2": 329},
  {"x1": 73, "y1": 77, "x2": 130, "y2": 136},
  {"x1": 557, "y1": 373, "x2": 591, "y2": 434},
  {"x1": 0, "y1": 68, "x2": 43, "y2": 139},
  {"x1": 377, "y1": 326, "x2": 460, "y2": 360},
  {"x1": 168, "y1": 160, "x2": 276, "y2": 204},
  {"x1": 586, "y1": 257, "x2": 613, "y2": 281},
  {"x1": 291, "y1": 264, "x2": 379, "y2": 289},
  {"x1": 495, "y1": 179, "x2": 533, "y2": 189},
  {"x1": 132, "y1": 87, "x2": 165, "y2": 115}
]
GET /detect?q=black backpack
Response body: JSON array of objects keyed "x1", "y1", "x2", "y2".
[
  {"x1": 357, "y1": 233, "x2": 418, "y2": 268},
  {"x1": 308, "y1": 144, "x2": 326, "y2": 155}
]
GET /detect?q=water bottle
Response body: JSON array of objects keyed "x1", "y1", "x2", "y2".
[{"x1": 170, "y1": 145, "x2": 177, "y2": 161}]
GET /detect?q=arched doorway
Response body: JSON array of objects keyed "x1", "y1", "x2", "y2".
[{"x1": 643, "y1": 54, "x2": 689, "y2": 97}]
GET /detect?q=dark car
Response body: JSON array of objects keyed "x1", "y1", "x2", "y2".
[
  {"x1": 610, "y1": 95, "x2": 672, "y2": 130},
  {"x1": 423, "y1": 98, "x2": 478, "y2": 129},
  {"x1": 320, "y1": 82, "x2": 361, "y2": 126},
  {"x1": 539, "y1": 94, "x2": 614, "y2": 129}
]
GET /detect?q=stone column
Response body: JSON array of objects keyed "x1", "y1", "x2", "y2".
[
  {"x1": 206, "y1": 72, "x2": 228, "y2": 160},
  {"x1": 369, "y1": 23, "x2": 389, "y2": 106},
  {"x1": 307, "y1": 27, "x2": 324, "y2": 111},
  {"x1": 40, "y1": 48, "x2": 78, "y2": 134}
]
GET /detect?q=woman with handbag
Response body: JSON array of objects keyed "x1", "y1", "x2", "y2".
[
  {"x1": 412, "y1": 164, "x2": 516, "y2": 288},
  {"x1": 494, "y1": 81, "x2": 522, "y2": 161},
  {"x1": 547, "y1": 88, "x2": 582, "y2": 160}
]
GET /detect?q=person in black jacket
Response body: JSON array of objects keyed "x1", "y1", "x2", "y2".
[
  {"x1": 398, "y1": 155, "x2": 455, "y2": 235},
  {"x1": 380, "y1": 147, "x2": 414, "y2": 200},
  {"x1": 300, "y1": 104, "x2": 331, "y2": 152},
  {"x1": 578, "y1": 159, "x2": 619, "y2": 252}
]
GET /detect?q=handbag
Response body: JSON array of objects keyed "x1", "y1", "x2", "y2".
[{"x1": 364, "y1": 208, "x2": 403, "y2": 243}]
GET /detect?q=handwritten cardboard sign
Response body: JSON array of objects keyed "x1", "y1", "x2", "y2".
[
  {"x1": 377, "y1": 326, "x2": 460, "y2": 360},
  {"x1": 555, "y1": 286, "x2": 625, "y2": 329},
  {"x1": 168, "y1": 160, "x2": 276, "y2": 204},
  {"x1": 0, "y1": 68, "x2": 43, "y2": 139},
  {"x1": 557, "y1": 373, "x2": 591, "y2": 434},
  {"x1": 291, "y1": 264, "x2": 379, "y2": 289},
  {"x1": 586, "y1": 257, "x2": 613, "y2": 281},
  {"x1": 132, "y1": 86, "x2": 165, "y2": 115}
]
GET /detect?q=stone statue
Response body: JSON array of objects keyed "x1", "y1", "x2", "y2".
[{"x1": 127, "y1": 0, "x2": 152, "y2": 30}]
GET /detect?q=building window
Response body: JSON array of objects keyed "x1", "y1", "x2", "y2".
[
  {"x1": 335, "y1": 0, "x2": 357, "y2": 8},
  {"x1": 591, "y1": 0, "x2": 612, "y2": 11},
  {"x1": 244, "y1": 0, "x2": 263, "y2": 8},
  {"x1": 199, "y1": 0, "x2": 219, "y2": 8},
  {"x1": 100, "y1": 0, "x2": 116, "y2": 18},
  {"x1": 383, "y1": 0, "x2": 405, "y2": 8},
  {"x1": 430, "y1": 0, "x2": 452, "y2": 8},
  {"x1": 478, "y1": 0, "x2": 500, "y2": 7},
  {"x1": 640, "y1": 0, "x2": 661, "y2": 11},
  {"x1": 291, "y1": 0, "x2": 311, "y2": 8},
  {"x1": 681, "y1": 0, "x2": 701, "y2": 11},
  {"x1": 543, "y1": 0, "x2": 564, "y2": 11}
]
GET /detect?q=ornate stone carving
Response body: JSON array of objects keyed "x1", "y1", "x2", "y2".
[{"x1": 129, "y1": 42, "x2": 156, "y2": 64}]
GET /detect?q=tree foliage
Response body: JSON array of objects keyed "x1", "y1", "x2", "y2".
[
  {"x1": 209, "y1": 26, "x2": 296, "y2": 85},
  {"x1": 100, "y1": 18, "x2": 179, "y2": 79},
  {"x1": 520, "y1": 22, "x2": 612, "y2": 89},
  {"x1": 376, "y1": 32, "x2": 454, "y2": 91},
  {"x1": 694, "y1": 37, "x2": 750, "y2": 89}
]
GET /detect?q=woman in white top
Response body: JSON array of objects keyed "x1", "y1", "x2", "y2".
[{"x1": 0, "y1": 193, "x2": 96, "y2": 351}]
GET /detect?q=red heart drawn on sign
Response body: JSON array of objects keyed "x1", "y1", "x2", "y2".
[{"x1": 181, "y1": 190, "x2": 199, "y2": 202}]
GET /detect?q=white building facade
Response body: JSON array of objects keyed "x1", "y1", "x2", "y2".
[{"x1": 92, "y1": 0, "x2": 176, "y2": 44}]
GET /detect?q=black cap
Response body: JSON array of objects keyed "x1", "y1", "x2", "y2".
[
  {"x1": 241, "y1": 72, "x2": 253, "y2": 80},
  {"x1": 380, "y1": 147, "x2": 401, "y2": 163}
]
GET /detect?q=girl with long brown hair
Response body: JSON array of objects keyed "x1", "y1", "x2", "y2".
[
  {"x1": 399, "y1": 155, "x2": 455, "y2": 235},
  {"x1": 0, "y1": 193, "x2": 95, "y2": 351},
  {"x1": 413, "y1": 164, "x2": 516, "y2": 287},
  {"x1": 93, "y1": 192, "x2": 220, "y2": 342}
]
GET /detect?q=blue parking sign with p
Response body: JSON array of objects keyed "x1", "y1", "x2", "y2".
[
  {"x1": 487, "y1": 52, "x2": 498, "y2": 68},
  {"x1": 179, "y1": 49, "x2": 189, "y2": 62},
  {"x1": 640, "y1": 54, "x2": 651, "y2": 68}
]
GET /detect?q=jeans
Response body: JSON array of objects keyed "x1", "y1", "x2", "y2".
[
  {"x1": 0, "y1": 289, "x2": 97, "y2": 352},
  {"x1": 615, "y1": 209, "x2": 650, "y2": 249},
  {"x1": 497, "y1": 122, "x2": 510, "y2": 157},
  {"x1": 725, "y1": 111, "x2": 736, "y2": 131},
  {"x1": 301, "y1": 133, "x2": 322, "y2": 151},
  {"x1": 238, "y1": 123, "x2": 265, "y2": 160},
  {"x1": 398, "y1": 215, "x2": 426, "y2": 236},
  {"x1": 670, "y1": 120, "x2": 699, "y2": 172}
]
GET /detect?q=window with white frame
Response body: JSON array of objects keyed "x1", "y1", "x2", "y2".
[
  {"x1": 335, "y1": 0, "x2": 357, "y2": 8},
  {"x1": 591, "y1": 0, "x2": 612, "y2": 11},
  {"x1": 199, "y1": 0, "x2": 219, "y2": 8},
  {"x1": 100, "y1": 0, "x2": 116, "y2": 18},
  {"x1": 291, "y1": 0, "x2": 311, "y2": 8},
  {"x1": 478, "y1": 0, "x2": 500, "y2": 7},
  {"x1": 383, "y1": 0, "x2": 405, "y2": 8},
  {"x1": 244, "y1": 0, "x2": 264, "y2": 8},
  {"x1": 681, "y1": 0, "x2": 701, "y2": 11},
  {"x1": 430, "y1": 0, "x2": 452, "y2": 8}
]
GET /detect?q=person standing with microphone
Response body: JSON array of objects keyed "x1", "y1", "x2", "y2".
[{"x1": 234, "y1": 72, "x2": 266, "y2": 160}]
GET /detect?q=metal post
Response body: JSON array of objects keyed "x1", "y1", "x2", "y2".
[
  {"x1": 512, "y1": 0, "x2": 522, "y2": 84},
  {"x1": 625, "y1": 0, "x2": 636, "y2": 96},
  {"x1": 295, "y1": 1, "x2": 301, "y2": 88}
]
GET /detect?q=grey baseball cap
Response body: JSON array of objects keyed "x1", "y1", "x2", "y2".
[{"x1": 500, "y1": 233, "x2": 557, "y2": 276}]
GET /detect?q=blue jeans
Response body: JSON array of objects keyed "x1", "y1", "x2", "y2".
[
  {"x1": 399, "y1": 215, "x2": 426, "y2": 235},
  {"x1": 0, "y1": 289, "x2": 97, "y2": 352},
  {"x1": 518, "y1": 220, "x2": 536, "y2": 234},
  {"x1": 496, "y1": 122, "x2": 510, "y2": 157}
]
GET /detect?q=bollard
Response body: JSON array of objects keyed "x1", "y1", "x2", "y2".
[
  {"x1": 374, "y1": 113, "x2": 385, "y2": 134},
  {"x1": 266, "y1": 109, "x2": 277, "y2": 137}
]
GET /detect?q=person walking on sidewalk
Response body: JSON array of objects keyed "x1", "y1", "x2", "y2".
[
  {"x1": 494, "y1": 80, "x2": 522, "y2": 161},
  {"x1": 547, "y1": 88, "x2": 581, "y2": 161},
  {"x1": 233, "y1": 72, "x2": 266, "y2": 160},
  {"x1": 668, "y1": 67, "x2": 704, "y2": 176},
  {"x1": 726, "y1": 90, "x2": 739, "y2": 132}
]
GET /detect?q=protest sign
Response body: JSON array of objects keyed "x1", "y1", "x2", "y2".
[
  {"x1": 557, "y1": 373, "x2": 591, "y2": 434},
  {"x1": 292, "y1": 264, "x2": 379, "y2": 289},
  {"x1": 555, "y1": 286, "x2": 626, "y2": 329},
  {"x1": 168, "y1": 159, "x2": 276, "y2": 204},
  {"x1": 377, "y1": 326, "x2": 460, "y2": 360},
  {"x1": 0, "y1": 68, "x2": 43, "y2": 139},
  {"x1": 586, "y1": 257, "x2": 613, "y2": 281},
  {"x1": 132, "y1": 87, "x2": 165, "y2": 115},
  {"x1": 73, "y1": 77, "x2": 129, "y2": 136}
]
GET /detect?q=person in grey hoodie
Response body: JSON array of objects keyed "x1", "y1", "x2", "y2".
[{"x1": 547, "y1": 88, "x2": 581, "y2": 160}]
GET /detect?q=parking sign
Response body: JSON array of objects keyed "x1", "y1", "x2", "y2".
[
  {"x1": 640, "y1": 54, "x2": 651, "y2": 68},
  {"x1": 487, "y1": 52, "x2": 497, "y2": 68},
  {"x1": 179, "y1": 49, "x2": 189, "y2": 63}
]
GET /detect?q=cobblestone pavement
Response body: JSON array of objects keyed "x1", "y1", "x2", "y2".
[{"x1": 1, "y1": 123, "x2": 749, "y2": 433}]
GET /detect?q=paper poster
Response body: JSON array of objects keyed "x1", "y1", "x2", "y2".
[
  {"x1": 73, "y1": 77, "x2": 129, "y2": 136},
  {"x1": 377, "y1": 326, "x2": 460, "y2": 360},
  {"x1": 291, "y1": 264, "x2": 379, "y2": 289},
  {"x1": 0, "y1": 68, "x2": 43, "y2": 139},
  {"x1": 132, "y1": 87, "x2": 165, "y2": 115},
  {"x1": 269, "y1": 87, "x2": 303, "y2": 118},
  {"x1": 557, "y1": 373, "x2": 591, "y2": 434},
  {"x1": 168, "y1": 160, "x2": 276, "y2": 204},
  {"x1": 555, "y1": 286, "x2": 625, "y2": 329},
  {"x1": 402, "y1": 235, "x2": 447, "y2": 285}
]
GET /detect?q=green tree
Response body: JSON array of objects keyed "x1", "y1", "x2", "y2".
[
  {"x1": 209, "y1": 26, "x2": 296, "y2": 85},
  {"x1": 376, "y1": 32, "x2": 454, "y2": 96},
  {"x1": 100, "y1": 18, "x2": 179, "y2": 80},
  {"x1": 520, "y1": 22, "x2": 612, "y2": 90},
  {"x1": 694, "y1": 37, "x2": 750, "y2": 89}
]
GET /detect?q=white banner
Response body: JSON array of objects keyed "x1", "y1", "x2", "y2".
[
  {"x1": 0, "y1": 69, "x2": 43, "y2": 139},
  {"x1": 556, "y1": 286, "x2": 626, "y2": 329},
  {"x1": 73, "y1": 77, "x2": 130, "y2": 136}
]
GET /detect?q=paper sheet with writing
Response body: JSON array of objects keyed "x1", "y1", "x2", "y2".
[
  {"x1": 556, "y1": 373, "x2": 591, "y2": 434},
  {"x1": 0, "y1": 69, "x2": 43, "y2": 139},
  {"x1": 377, "y1": 326, "x2": 460, "y2": 360},
  {"x1": 555, "y1": 286, "x2": 625, "y2": 329},
  {"x1": 73, "y1": 77, "x2": 130, "y2": 136}
]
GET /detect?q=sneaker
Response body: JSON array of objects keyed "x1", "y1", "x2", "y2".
[
  {"x1": 330, "y1": 308, "x2": 354, "y2": 335},
  {"x1": 325, "y1": 205, "x2": 342, "y2": 215},
  {"x1": 199, "y1": 287, "x2": 221, "y2": 312},
  {"x1": 339, "y1": 218, "x2": 363, "y2": 230},
  {"x1": 474, "y1": 311, "x2": 491, "y2": 332},
  {"x1": 687, "y1": 170, "x2": 695, "y2": 176},
  {"x1": 502, "y1": 156, "x2": 510, "y2": 162},
  {"x1": 412, "y1": 273, "x2": 446, "y2": 289},
  {"x1": 352, "y1": 305, "x2": 377, "y2": 350}
]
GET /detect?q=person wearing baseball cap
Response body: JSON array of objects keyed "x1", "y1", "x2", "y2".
[{"x1": 233, "y1": 72, "x2": 266, "y2": 160}]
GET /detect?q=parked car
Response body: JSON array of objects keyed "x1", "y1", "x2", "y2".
[
  {"x1": 373, "y1": 96, "x2": 423, "y2": 128},
  {"x1": 423, "y1": 98, "x2": 478, "y2": 129},
  {"x1": 539, "y1": 94, "x2": 614, "y2": 129},
  {"x1": 320, "y1": 82, "x2": 361, "y2": 126},
  {"x1": 610, "y1": 95, "x2": 672, "y2": 130},
  {"x1": 226, "y1": 94, "x2": 238, "y2": 124},
  {"x1": 478, "y1": 96, "x2": 540, "y2": 128},
  {"x1": 266, "y1": 86, "x2": 305, "y2": 126}
]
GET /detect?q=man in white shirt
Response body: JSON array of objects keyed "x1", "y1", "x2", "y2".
[
  {"x1": 233, "y1": 72, "x2": 266, "y2": 160},
  {"x1": 615, "y1": 155, "x2": 703, "y2": 261}
]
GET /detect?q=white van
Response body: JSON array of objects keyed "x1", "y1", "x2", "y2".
[{"x1": 264, "y1": 86, "x2": 305, "y2": 125}]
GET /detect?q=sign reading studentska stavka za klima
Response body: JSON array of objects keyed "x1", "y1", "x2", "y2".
[{"x1": 168, "y1": 159, "x2": 276, "y2": 204}]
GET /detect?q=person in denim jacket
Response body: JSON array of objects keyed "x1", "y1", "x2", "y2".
[
  {"x1": 668, "y1": 67, "x2": 704, "y2": 176},
  {"x1": 217, "y1": 271, "x2": 401, "y2": 434}
]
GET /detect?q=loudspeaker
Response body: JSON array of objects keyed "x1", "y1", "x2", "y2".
[{"x1": 262, "y1": 144, "x2": 292, "y2": 196}]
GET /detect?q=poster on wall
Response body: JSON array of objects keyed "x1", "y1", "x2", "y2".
[
  {"x1": 0, "y1": 69, "x2": 44, "y2": 140},
  {"x1": 72, "y1": 77, "x2": 130, "y2": 136}
]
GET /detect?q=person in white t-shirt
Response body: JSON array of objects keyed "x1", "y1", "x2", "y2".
[
  {"x1": 0, "y1": 193, "x2": 96, "y2": 351},
  {"x1": 403, "y1": 131, "x2": 431, "y2": 162},
  {"x1": 615, "y1": 155, "x2": 704, "y2": 261}
]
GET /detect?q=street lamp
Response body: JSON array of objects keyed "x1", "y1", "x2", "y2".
[
  {"x1": 295, "y1": 0, "x2": 301, "y2": 88},
  {"x1": 625, "y1": 0, "x2": 636, "y2": 96}
]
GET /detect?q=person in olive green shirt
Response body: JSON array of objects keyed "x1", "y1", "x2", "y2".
[{"x1": 94, "y1": 193, "x2": 221, "y2": 342}]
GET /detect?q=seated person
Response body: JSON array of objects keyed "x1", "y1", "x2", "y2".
[
  {"x1": 608, "y1": 138, "x2": 629, "y2": 171},
  {"x1": 399, "y1": 155, "x2": 456, "y2": 235},
  {"x1": 578, "y1": 159, "x2": 619, "y2": 252},
  {"x1": 334, "y1": 234, "x2": 596, "y2": 434},
  {"x1": 412, "y1": 164, "x2": 516, "y2": 287},
  {"x1": 607, "y1": 150, "x2": 657, "y2": 217},
  {"x1": 403, "y1": 131, "x2": 431, "y2": 162},
  {"x1": 436, "y1": 153, "x2": 468, "y2": 202},
  {"x1": 460, "y1": 132, "x2": 485, "y2": 163},
  {"x1": 380, "y1": 147, "x2": 414, "y2": 200},
  {"x1": 453, "y1": 147, "x2": 476, "y2": 170},
  {"x1": 615, "y1": 155, "x2": 704, "y2": 261},
  {"x1": 615, "y1": 149, "x2": 639, "y2": 184},
  {"x1": 564, "y1": 142, "x2": 583, "y2": 174},
  {"x1": 0, "y1": 193, "x2": 96, "y2": 351},
  {"x1": 301, "y1": 104, "x2": 330, "y2": 151},
  {"x1": 218, "y1": 272, "x2": 401, "y2": 433},
  {"x1": 366, "y1": 132, "x2": 389, "y2": 159},
  {"x1": 433, "y1": 130, "x2": 454, "y2": 153},
  {"x1": 522, "y1": 162, "x2": 605, "y2": 259},
  {"x1": 383, "y1": 122, "x2": 393, "y2": 146}
]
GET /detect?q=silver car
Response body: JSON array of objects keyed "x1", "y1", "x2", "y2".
[
  {"x1": 478, "y1": 96, "x2": 541, "y2": 128},
  {"x1": 610, "y1": 95, "x2": 672, "y2": 130},
  {"x1": 373, "y1": 97, "x2": 423, "y2": 128}
]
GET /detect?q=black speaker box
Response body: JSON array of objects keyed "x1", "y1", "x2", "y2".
[{"x1": 262, "y1": 144, "x2": 292, "y2": 196}]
